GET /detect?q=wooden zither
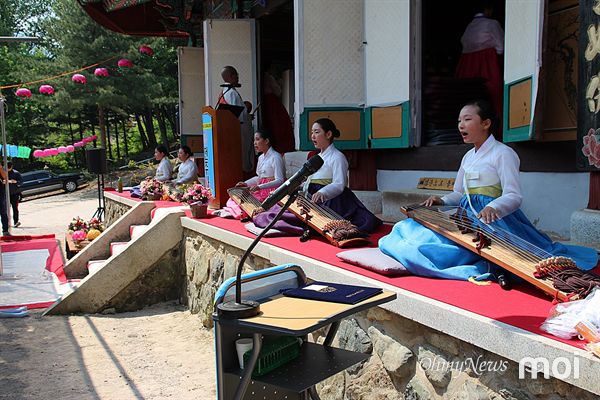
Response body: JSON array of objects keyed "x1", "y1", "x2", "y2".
[
  {"x1": 281, "y1": 192, "x2": 371, "y2": 248},
  {"x1": 227, "y1": 187, "x2": 264, "y2": 219},
  {"x1": 401, "y1": 204, "x2": 600, "y2": 301}
]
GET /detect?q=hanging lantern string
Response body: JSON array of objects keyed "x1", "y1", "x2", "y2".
[{"x1": 0, "y1": 55, "x2": 119, "y2": 90}]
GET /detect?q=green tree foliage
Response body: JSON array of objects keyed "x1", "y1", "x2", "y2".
[{"x1": 1, "y1": 0, "x2": 179, "y2": 172}]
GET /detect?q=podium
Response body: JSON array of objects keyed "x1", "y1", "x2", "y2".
[{"x1": 202, "y1": 106, "x2": 243, "y2": 208}]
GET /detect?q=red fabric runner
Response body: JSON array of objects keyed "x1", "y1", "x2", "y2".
[{"x1": 0, "y1": 235, "x2": 69, "y2": 309}]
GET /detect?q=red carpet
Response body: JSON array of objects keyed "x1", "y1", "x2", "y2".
[{"x1": 111, "y1": 191, "x2": 597, "y2": 349}]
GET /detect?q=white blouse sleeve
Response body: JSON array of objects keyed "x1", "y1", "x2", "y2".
[
  {"x1": 258, "y1": 153, "x2": 286, "y2": 190},
  {"x1": 487, "y1": 148, "x2": 522, "y2": 217},
  {"x1": 317, "y1": 152, "x2": 347, "y2": 200}
]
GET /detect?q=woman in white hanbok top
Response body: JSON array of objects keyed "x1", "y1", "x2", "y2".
[
  {"x1": 154, "y1": 145, "x2": 173, "y2": 182},
  {"x1": 380, "y1": 100, "x2": 598, "y2": 282},
  {"x1": 224, "y1": 130, "x2": 286, "y2": 219}
]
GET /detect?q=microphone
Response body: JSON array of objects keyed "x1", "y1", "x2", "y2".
[
  {"x1": 261, "y1": 155, "x2": 324, "y2": 210},
  {"x1": 220, "y1": 83, "x2": 242, "y2": 88}
]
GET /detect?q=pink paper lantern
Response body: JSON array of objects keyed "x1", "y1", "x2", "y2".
[
  {"x1": 117, "y1": 58, "x2": 134, "y2": 68},
  {"x1": 66, "y1": 145, "x2": 75, "y2": 152},
  {"x1": 48, "y1": 148, "x2": 58, "y2": 156},
  {"x1": 39, "y1": 85, "x2": 55, "y2": 95},
  {"x1": 33, "y1": 149, "x2": 43, "y2": 157},
  {"x1": 15, "y1": 88, "x2": 32, "y2": 98},
  {"x1": 91, "y1": 135, "x2": 98, "y2": 141},
  {"x1": 58, "y1": 146, "x2": 68, "y2": 153},
  {"x1": 74, "y1": 141, "x2": 84, "y2": 148},
  {"x1": 41, "y1": 149, "x2": 51, "y2": 157},
  {"x1": 139, "y1": 45, "x2": 154, "y2": 56},
  {"x1": 82, "y1": 137, "x2": 91, "y2": 143},
  {"x1": 94, "y1": 68, "x2": 109, "y2": 77},
  {"x1": 72, "y1": 73, "x2": 87, "y2": 84}
]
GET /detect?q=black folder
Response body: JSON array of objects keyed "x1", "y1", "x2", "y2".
[{"x1": 282, "y1": 281, "x2": 383, "y2": 304}]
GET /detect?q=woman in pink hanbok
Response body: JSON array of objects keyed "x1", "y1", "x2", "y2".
[{"x1": 223, "y1": 130, "x2": 285, "y2": 219}]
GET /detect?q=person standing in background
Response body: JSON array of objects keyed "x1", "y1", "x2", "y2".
[
  {"x1": 0, "y1": 164, "x2": 9, "y2": 235},
  {"x1": 6, "y1": 162, "x2": 22, "y2": 227},
  {"x1": 219, "y1": 66, "x2": 255, "y2": 177},
  {"x1": 455, "y1": 1, "x2": 504, "y2": 123}
]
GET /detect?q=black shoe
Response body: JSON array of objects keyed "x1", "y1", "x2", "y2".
[
  {"x1": 2, "y1": 231, "x2": 11, "y2": 236},
  {"x1": 14, "y1": 221, "x2": 21, "y2": 227}
]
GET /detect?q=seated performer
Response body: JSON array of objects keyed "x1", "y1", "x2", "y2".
[
  {"x1": 154, "y1": 145, "x2": 173, "y2": 182},
  {"x1": 379, "y1": 100, "x2": 598, "y2": 281},
  {"x1": 254, "y1": 118, "x2": 381, "y2": 234},
  {"x1": 173, "y1": 145, "x2": 198, "y2": 185},
  {"x1": 224, "y1": 130, "x2": 286, "y2": 219}
]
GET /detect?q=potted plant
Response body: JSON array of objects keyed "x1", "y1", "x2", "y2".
[{"x1": 181, "y1": 183, "x2": 212, "y2": 218}]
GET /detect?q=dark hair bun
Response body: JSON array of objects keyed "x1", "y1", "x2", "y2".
[{"x1": 332, "y1": 128, "x2": 341, "y2": 138}]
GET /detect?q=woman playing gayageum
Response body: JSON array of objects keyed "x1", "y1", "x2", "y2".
[
  {"x1": 253, "y1": 118, "x2": 381, "y2": 235},
  {"x1": 303, "y1": 118, "x2": 381, "y2": 233},
  {"x1": 223, "y1": 130, "x2": 286, "y2": 219},
  {"x1": 379, "y1": 100, "x2": 598, "y2": 282}
]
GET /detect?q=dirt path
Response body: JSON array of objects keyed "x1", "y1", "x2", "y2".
[{"x1": 0, "y1": 187, "x2": 216, "y2": 400}]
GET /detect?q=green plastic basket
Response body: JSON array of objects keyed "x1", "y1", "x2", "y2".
[{"x1": 242, "y1": 336, "x2": 301, "y2": 377}]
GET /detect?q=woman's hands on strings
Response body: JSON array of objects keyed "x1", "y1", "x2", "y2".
[
  {"x1": 422, "y1": 196, "x2": 444, "y2": 207},
  {"x1": 478, "y1": 206, "x2": 500, "y2": 224},
  {"x1": 312, "y1": 192, "x2": 326, "y2": 203}
]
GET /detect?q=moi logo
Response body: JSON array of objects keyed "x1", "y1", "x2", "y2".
[{"x1": 518, "y1": 356, "x2": 580, "y2": 380}]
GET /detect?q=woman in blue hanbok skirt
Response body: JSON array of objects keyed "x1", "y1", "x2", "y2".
[{"x1": 379, "y1": 100, "x2": 598, "y2": 282}]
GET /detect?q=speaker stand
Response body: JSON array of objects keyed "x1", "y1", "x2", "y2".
[{"x1": 92, "y1": 173, "x2": 105, "y2": 221}]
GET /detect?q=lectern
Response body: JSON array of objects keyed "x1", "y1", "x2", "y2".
[{"x1": 202, "y1": 106, "x2": 243, "y2": 208}]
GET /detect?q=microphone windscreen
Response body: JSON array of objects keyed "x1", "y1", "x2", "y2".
[{"x1": 306, "y1": 155, "x2": 324, "y2": 173}]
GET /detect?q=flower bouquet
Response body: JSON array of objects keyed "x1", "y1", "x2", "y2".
[
  {"x1": 68, "y1": 217, "x2": 88, "y2": 234},
  {"x1": 88, "y1": 217, "x2": 105, "y2": 232},
  {"x1": 181, "y1": 184, "x2": 212, "y2": 218},
  {"x1": 139, "y1": 177, "x2": 165, "y2": 201}
]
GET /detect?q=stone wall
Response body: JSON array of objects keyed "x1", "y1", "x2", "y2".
[
  {"x1": 104, "y1": 197, "x2": 133, "y2": 227},
  {"x1": 180, "y1": 229, "x2": 597, "y2": 400},
  {"x1": 180, "y1": 228, "x2": 272, "y2": 327},
  {"x1": 313, "y1": 310, "x2": 597, "y2": 400}
]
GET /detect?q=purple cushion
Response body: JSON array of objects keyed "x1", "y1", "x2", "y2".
[{"x1": 336, "y1": 248, "x2": 410, "y2": 277}]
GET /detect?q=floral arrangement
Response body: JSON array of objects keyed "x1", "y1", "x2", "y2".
[
  {"x1": 139, "y1": 177, "x2": 165, "y2": 199},
  {"x1": 68, "y1": 217, "x2": 105, "y2": 243},
  {"x1": 72, "y1": 230, "x2": 87, "y2": 243},
  {"x1": 68, "y1": 217, "x2": 88, "y2": 233},
  {"x1": 88, "y1": 217, "x2": 105, "y2": 232},
  {"x1": 181, "y1": 183, "x2": 212, "y2": 205}
]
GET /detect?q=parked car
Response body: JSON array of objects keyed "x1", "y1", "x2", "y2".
[{"x1": 19, "y1": 170, "x2": 87, "y2": 199}]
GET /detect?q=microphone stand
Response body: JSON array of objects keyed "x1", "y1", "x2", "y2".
[{"x1": 217, "y1": 189, "x2": 300, "y2": 319}]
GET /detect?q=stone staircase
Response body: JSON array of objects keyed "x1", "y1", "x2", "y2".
[{"x1": 45, "y1": 203, "x2": 187, "y2": 315}]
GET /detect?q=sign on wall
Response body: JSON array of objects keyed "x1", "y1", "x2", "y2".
[{"x1": 579, "y1": 0, "x2": 600, "y2": 171}]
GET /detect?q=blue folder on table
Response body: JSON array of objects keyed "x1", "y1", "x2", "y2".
[{"x1": 282, "y1": 281, "x2": 383, "y2": 304}]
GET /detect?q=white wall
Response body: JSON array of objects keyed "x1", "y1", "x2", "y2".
[{"x1": 377, "y1": 170, "x2": 589, "y2": 238}]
